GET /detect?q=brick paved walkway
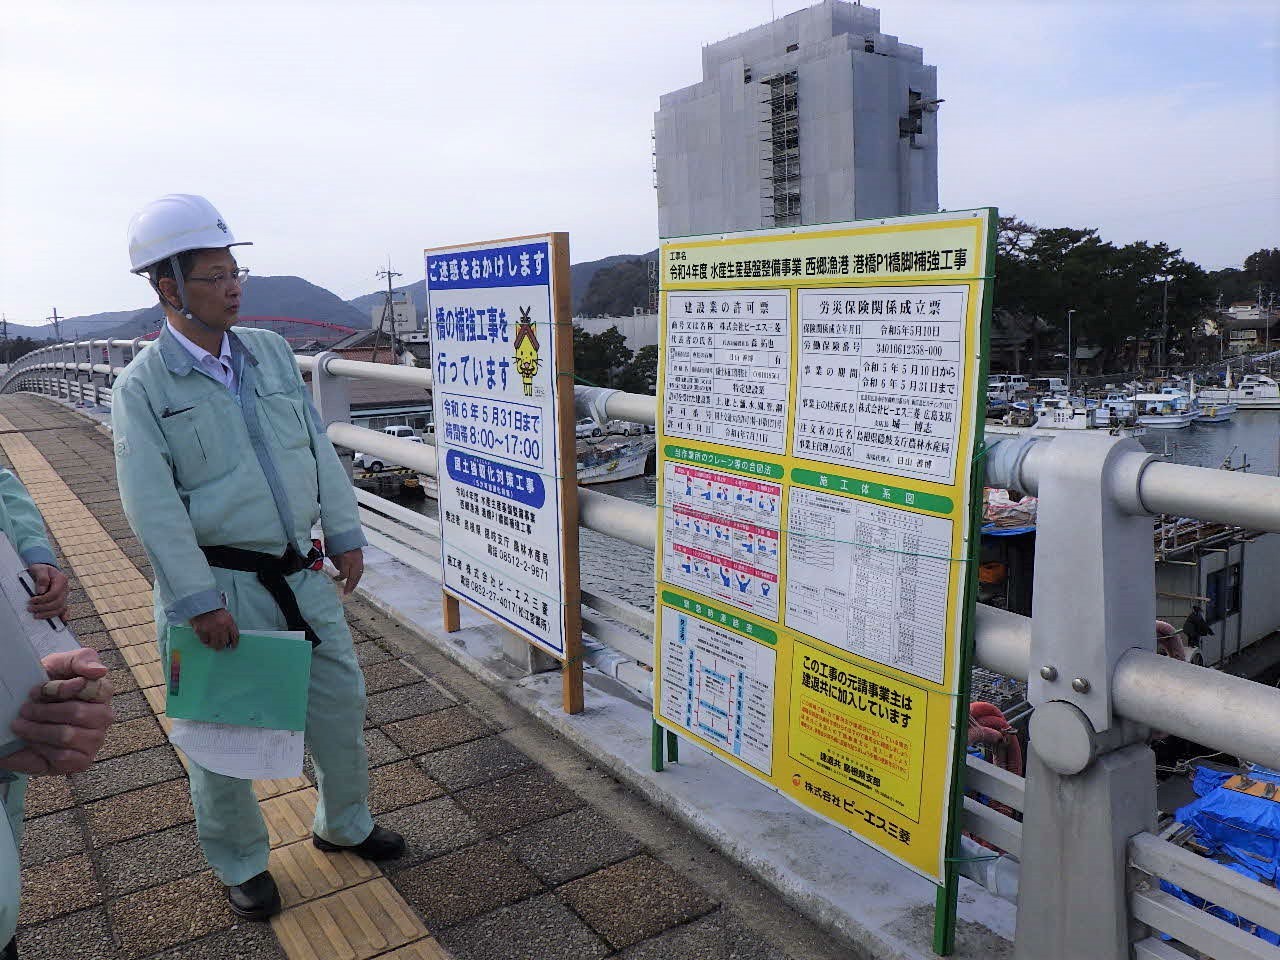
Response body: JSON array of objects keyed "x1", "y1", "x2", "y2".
[{"x1": 4, "y1": 395, "x2": 813, "y2": 960}]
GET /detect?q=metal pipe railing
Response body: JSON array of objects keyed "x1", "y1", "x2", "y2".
[
  {"x1": 15, "y1": 340, "x2": 1280, "y2": 776},
  {"x1": 973, "y1": 606, "x2": 1032, "y2": 681},
  {"x1": 326, "y1": 423, "x2": 437, "y2": 476},
  {"x1": 969, "y1": 605, "x2": 1280, "y2": 770},
  {"x1": 989, "y1": 437, "x2": 1280, "y2": 534}
]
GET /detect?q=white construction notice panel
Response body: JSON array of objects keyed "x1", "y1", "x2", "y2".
[
  {"x1": 793, "y1": 286, "x2": 968, "y2": 484},
  {"x1": 426, "y1": 236, "x2": 580, "y2": 661},
  {"x1": 663, "y1": 290, "x2": 791, "y2": 455}
]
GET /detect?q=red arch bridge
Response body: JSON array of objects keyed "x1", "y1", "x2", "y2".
[{"x1": 139, "y1": 316, "x2": 361, "y2": 345}]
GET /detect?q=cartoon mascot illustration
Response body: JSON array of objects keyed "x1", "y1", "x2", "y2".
[{"x1": 513, "y1": 306, "x2": 541, "y2": 396}]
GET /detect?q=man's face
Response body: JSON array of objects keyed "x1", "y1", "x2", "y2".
[{"x1": 163, "y1": 248, "x2": 242, "y2": 330}]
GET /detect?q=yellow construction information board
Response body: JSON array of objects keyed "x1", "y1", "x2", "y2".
[{"x1": 653, "y1": 210, "x2": 996, "y2": 883}]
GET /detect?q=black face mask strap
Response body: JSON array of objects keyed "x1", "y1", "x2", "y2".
[{"x1": 160, "y1": 254, "x2": 220, "y2": 333}]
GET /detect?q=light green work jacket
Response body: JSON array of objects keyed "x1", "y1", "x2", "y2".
[
  {"x1": 112, "y1": 326, "x2": 365, "y2": 623},
  {"x1": 0, "y1": 470, "x2": 59, "y2": 946}
]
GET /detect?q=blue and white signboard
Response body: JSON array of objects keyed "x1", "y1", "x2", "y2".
[{"x1": 425, "y1": 235, "x2": 581, "y2": 665}]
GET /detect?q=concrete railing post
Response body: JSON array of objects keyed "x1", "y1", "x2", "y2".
[{"x1": 1012, "y1": 434, "x2": 1159, "y2": 960}]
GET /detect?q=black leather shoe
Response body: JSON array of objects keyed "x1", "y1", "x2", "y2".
[
  {"x1": 225, "y1": 871, "x2": 281, "y2": 921},
  {"x1": 313, "y1": 825, "x2": 406, "y2": 861}
]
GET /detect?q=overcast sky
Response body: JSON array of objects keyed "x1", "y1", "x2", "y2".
[{"x1": 2, "y1": 0, "x2": 1276, "y2": 324}]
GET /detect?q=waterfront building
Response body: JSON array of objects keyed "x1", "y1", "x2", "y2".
[{"x1": 654, "y1": 0, "x2": 939, "y2": 238}]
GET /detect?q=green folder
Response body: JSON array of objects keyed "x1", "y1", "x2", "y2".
[{"x1": 165, "y1": 626, "x2": 312, "y2": 731}]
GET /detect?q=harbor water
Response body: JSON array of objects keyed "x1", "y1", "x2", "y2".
[{"x1": 1136, "y1": 409, "x2": 1280, "y2": 474}]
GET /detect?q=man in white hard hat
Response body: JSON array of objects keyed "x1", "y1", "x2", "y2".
[{"x1": 113, "y1": 195, "x2": 403, "y2": 921}]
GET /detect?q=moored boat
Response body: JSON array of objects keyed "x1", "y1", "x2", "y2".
[
  {"x1": 1198, "y1": 373, "x2": 1280, "y2": 410},
  {"x1": 1134, "y1": 390, "x2": 1200, "y2": 429},
  {"x1": 577, "y1": 438, "x2": 653, "y2": 485}
]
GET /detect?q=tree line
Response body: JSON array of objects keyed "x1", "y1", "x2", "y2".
[{"x1": 996, "y1": 217, "x2": 1277, "y2": 374}]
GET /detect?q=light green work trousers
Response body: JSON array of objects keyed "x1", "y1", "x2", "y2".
[{"x1": 157, "y1": 567, "x2": 373, "y2": 886}]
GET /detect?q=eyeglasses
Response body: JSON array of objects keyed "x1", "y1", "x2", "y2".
[{"x1": 186, "y1": 268, "x2": 250, "y2": 288}]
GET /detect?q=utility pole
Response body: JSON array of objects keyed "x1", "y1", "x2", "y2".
[
  {"x1": 47, "y1": 307, "x2": 62, "y2": 342},
  {"x1": 371, "y1": 262, "x2": 401, "y2": 365},
  {"x1": 1160, "y1": 277, "x2": 1169, "y2": 372},
  {"x1": 1, "y1": 314, "x2": 7, "y2": 367},
  {"x1": 1215, "y1": 291, "x2": 1224, "y2": 361}
]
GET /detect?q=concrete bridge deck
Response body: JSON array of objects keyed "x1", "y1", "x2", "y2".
[{"x1": 3, "y1": 394, "x2": 841, "y2": 960}]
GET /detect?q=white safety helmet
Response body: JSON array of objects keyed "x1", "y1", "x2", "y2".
[
  {"x1": 127, "y1": 194, "x2": 251, "y2": 274},
  {"x1": 127, "y1": 194, "x2": 251, "y2": 328}
]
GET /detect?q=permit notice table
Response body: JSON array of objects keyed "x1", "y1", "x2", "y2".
[{"x1": 652, "y1": 211, "x2": 996, "y2": 930}]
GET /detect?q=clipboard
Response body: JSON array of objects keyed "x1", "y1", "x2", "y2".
[
  {"x1": 0, "y1": 533, "x2": 77, "y2": 756},
  {"x1": 165, "y1": 626, "x2": 312, "y2": 731}
]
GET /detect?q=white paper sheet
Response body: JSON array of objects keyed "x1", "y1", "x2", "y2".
[
  {"x1": 168, "y1": 719, "x2": 304, "y2": 780},
  {"x1": 164, "y1": 629, "x2": 307, "y2": 780}
]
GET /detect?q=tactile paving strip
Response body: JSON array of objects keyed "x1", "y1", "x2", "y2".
[
  {"x1": 271, "y1": 878, "x2": 429, "y2": 960},
  {"x1": 270, "y1": 839, "x2": 380, "y2": 907},
  {"x1": 0, "y1": 417, "x2": 452, "y2": 958}
]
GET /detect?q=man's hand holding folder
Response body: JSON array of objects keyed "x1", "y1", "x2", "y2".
[
  {"x1": 191, "y1": 607, "x2": 240, "y2": 650},
  {"x1": 2, "y1": 648, "x2": 113, "y2": 776}
]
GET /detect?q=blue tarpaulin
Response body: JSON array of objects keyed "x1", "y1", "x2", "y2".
[
  {"x1": 1193, "y1": 764, "x2": 1280, "y2": 798},
  {"x1": 1166, "y1": 768, "x2": 1280, "y2": 944}
]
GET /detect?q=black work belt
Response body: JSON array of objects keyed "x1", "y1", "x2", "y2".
[{"x1": 200, "y1": 544, "x2": 323, "y2": 646}]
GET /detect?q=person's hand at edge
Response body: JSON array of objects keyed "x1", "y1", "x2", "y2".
[
  {"x1": 331, "y1": 548, "x2": 364, "y2": 597},
  {"x1": 26, "y1": 563, "x2": 68, "y2": 620},
  {"x1": 2, "y1": 648, "x2": 114, "y2": 775}
]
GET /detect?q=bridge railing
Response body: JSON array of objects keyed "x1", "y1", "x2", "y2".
[{"x1": 8, "y1": 340, "x2": 1280, "y2": 957}]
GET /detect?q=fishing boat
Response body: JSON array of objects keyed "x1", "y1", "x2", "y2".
[
  {"x1": 1184, "y1": 376, "x2": 1236, "y2": 423},
  {"x1": 1198, "y1": 373, "x2": 1280, "y2": 410},
  {"x1": 577, "y1": 438, "x2": 652, "y2": 485},
  {"x1": 1030, "y1": 396, "x2": 1091, "y2": 429},
  {"x1": 1133, "y1": 389, "x2": 1200, "y2": 429},
  {"x1": 1193, "y1": 399, "x2": 1238, "y2": 423}
]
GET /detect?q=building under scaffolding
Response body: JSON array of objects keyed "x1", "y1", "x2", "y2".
[{"x1": 654, "y1": 0, "x2": 939, "y2": 238}]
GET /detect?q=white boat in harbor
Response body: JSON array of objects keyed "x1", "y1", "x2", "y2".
[
  {"x1": 577, "y1": 439, "x2": 652, "y2": 485},
  {"x1": 1185, "y1": 376, "x2": 1236, "y2": 423},
  {"x1": 1198, "y1": 373, "x2": 1280, "y2": 410},
  {"x1": 1031, "y1": 396, "x2": 1091, "y2": 429},
  {"x1": 1134, "y1": 389, "x2": 1200, "y2": 429},
  {"x1": 1193, "y1": 399, "x2": 1238, "y2": 423},
  {"x1": 1001, "y1": 396, "x2": 1145, "y2": 437}
]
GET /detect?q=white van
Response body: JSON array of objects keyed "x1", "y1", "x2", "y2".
[
  {"x1": 987, "y1": 374, "x2": 1028, "y2": 401},
  {"x1": 1031, "y1": 377, "x2": 1068, "y2": 395},
  {"x1": 354, "y1": 425, "x2": 424, "y2": 471}
]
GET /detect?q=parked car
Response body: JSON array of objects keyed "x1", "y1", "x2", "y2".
[
  {"x1": 606, "y1": 419, "x2": 644, "y2": 436},
  {"x1": 576, "y1": 418, "x2": 604, "y2": 439},
  {"x1": 354, "y1": 425, "x2": 424, "y2": 471}
]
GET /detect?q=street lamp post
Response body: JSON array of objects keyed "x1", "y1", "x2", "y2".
[{"x1": 1066, "y1": 309, "x2": 1075, "y2": 396}]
